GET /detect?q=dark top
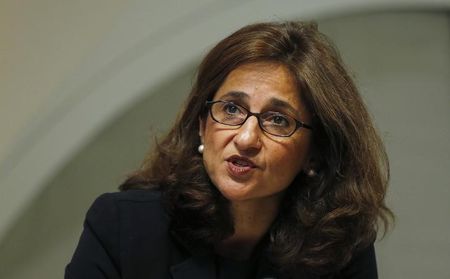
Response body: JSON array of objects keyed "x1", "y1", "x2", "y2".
[
  {"x1": 216, "y1": 255, "x2": 256, "y2": 279},
  {"x1": 65, "y1": 190, "x2": 378, "y2": 279}
]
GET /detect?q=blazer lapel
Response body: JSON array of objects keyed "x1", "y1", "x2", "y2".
[{"x1": 170, "y1": 255, "x2": 216, "y2": 279}]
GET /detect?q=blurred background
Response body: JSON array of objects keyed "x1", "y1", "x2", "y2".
[{"x1": 0, "y1": 0, "x2": 449, "y2": 278}]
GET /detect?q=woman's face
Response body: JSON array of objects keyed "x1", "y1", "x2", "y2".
[{"x1": 199, "y1": 62, "x2": 313, "y2": 204}]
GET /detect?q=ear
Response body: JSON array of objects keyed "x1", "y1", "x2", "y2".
[{"x1": 198, "y1": 117, "x2": 205, "y2": 143}]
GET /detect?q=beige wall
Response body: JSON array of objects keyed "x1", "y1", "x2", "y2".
[
  {"x1": 1, "y1": 2, "x2": 449, "y2": 279},
  {"x1": 321, "y1": 12, "x2": 450, "y2": 278}
]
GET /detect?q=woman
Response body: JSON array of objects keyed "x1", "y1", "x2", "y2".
[{"x1": 65, "y1": 21, "x2": 393, "y2": 279}]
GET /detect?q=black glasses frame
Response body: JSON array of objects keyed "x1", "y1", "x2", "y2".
[{"x1": 205, "y1": 100, "x2": 312, "y2": 137}]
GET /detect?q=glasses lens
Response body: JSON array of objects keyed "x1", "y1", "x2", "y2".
[
  {"x1": 260, "y1": 112, "x2": 296, "y2": 136},
  {"x1": 208, "y1": 101, "x2": 298, "y2": 137},
  {"x1": 211, "y1": 101, "x2": 246, "y2": 125}
]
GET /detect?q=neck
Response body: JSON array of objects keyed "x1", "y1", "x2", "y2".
[{"x1": 216, "y1": 193, "x2": 284, "y2": 260}]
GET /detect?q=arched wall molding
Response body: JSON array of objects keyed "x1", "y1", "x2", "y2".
[{"x1": 0, "y1": 0, "x2": 449, "y2": 242}]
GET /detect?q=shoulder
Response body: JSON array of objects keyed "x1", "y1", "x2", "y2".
[
  {"x1": 89, "y1": 189, "x2": 166, "y2": 217},
  {"x1": 88, "y1": 189, "x2": 169, "y2": 230},
  {"x1": 66, "y1": 189, "x2": 180, "y2": 278},
  {"x1": 88, "y1": 190, "x2": 176, "y2": 263},
  {"x1": 83, "y1": 189, "x2": 170, "y2": 247},
  {"x1": 335, "y1": 243, "x2": 378, "y2": 279},
  {"x1": 92, "y1": 188, "x2": 163, "y2": 205}
]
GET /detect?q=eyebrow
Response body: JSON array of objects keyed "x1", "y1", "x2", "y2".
[
  {"x1": 218, "y1": 91, "x2": 300, "y2": 117},
  {"x1": 219, "y1": 91, "x2": 249, "y2": 101},
  {"x1": 267, "y1": 97, "x2": 300, "y2": 117}
]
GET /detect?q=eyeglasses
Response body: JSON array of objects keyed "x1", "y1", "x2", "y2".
[{"x1": 205, "y1": 100, "x2": 312, "y2": 137}]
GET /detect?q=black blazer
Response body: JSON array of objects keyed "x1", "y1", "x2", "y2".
[{"x1": 65, "y1": 190, "x2": 378, "y2": 279}]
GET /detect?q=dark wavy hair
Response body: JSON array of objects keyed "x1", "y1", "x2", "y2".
[{"x1": 121, "y1": 21, "x2": 393, "y2": 275}]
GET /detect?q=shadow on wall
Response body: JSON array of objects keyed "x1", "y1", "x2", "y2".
[{"x1": 0, "y1": 64, "x2": 196, "y2": 279}]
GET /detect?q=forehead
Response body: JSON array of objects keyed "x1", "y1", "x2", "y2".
[{"x1": 214, "y1": 62, "x2": 302, "y2": 109}]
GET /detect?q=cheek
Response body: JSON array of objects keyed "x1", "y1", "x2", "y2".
[
  {"x1": 201, "y1": 126, "x2": 228, "y2": 174},
  {"x1": 203, "y1": 128, "x2": 220, "y2": 157},
  {"x1": 202, "y1": 133, "x2": 217, "y2": 166},
  {"x1": 202, "y1": 147, "x2": 218, "y2": 187},
  {"x1": 202, "y1": 119, "x2": 236, "y2": 154},
  {"x1": 271, "y1": 139, "x2": 311, "y2": 175}
]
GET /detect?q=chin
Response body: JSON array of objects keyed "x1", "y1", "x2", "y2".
[{"x1": 215, "y1": 181, "x2": 255, "y2": 202}]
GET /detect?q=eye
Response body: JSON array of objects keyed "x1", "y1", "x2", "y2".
[
  {"x1": 265, "y1": 113, "x2": 291, "y2": 127},
  {"x1": 273, "y1": 115, "x2": 289, "y2": 126},
  {"x1": 222, "y1": 102, "x2": 242, "y2": 115}
]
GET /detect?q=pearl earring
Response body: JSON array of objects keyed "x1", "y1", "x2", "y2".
[
  {"x1": 307, "y1": 169, "x2": 316, "y2": 177},
  {"x1": 198, "y1": 144, "x2": 204, "y2": 154}
]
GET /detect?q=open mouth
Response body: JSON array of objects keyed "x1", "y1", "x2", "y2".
[
  {"x1": 227, "y1": 155, "x2": 256, "y2": 168},
  {"x1": 226, "y1": 155, "x2": 256, "y2": 176},
  {"x1": 231, "y1": 159, "x2": 252, "y2": 167}
]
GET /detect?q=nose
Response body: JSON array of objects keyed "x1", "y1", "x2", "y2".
[{"x1": 233, "y1": 115, "x2": 262, "y2": 152}]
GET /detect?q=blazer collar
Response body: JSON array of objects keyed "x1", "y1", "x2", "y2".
[
  {"x1": 169, "y1": 229, "x2": 285, "y2": 279},
  {"x1": 169, "y1": 254, "x2": 283, "y2": 279}
]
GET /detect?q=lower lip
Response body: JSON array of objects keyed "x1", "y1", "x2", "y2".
[{"x1": 226, "y1": 161, "x2": 254, "y2": 177}]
